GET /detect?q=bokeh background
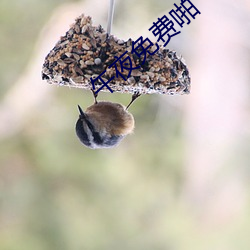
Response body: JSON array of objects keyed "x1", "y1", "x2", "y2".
[{"x1": 1, "y1": 0, "x2": 250, "y2": 249}]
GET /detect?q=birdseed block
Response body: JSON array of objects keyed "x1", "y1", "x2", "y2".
[{"x1": 42, "y1": 14, "x2": 190, "y2": 95}]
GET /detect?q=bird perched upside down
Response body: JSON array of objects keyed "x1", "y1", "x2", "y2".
[{"x1": 75, "y1": 92, "x2": 140, "y2": 149}]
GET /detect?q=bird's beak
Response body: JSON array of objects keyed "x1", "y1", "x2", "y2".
[{"x1": 77, "y1": 105, "x2": 86, "y2": 119}]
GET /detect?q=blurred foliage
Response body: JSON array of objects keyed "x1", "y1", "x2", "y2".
[
  {"x1": 0, "y1": 0, "x2": 72, "y2": 98},
  {"x1": 0, "y1": 0, "x2": 186, "y2": 245}
]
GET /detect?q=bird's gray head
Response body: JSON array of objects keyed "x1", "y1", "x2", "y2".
[{"x1": 75, "y1": 105, "x2": 124, "y2": 149}]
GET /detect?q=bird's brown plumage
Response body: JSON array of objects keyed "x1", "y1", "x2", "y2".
[{"x1": 85, "y1": 101, "x2": 134, "y2": 135}]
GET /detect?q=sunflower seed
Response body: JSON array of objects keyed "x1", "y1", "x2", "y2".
[{"x1": 82, "y1": 43, "x2": 90, "y2": 50}]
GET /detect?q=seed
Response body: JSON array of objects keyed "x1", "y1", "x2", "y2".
[
  {"x1": 65, "y1": 52, "x2": 72, "y2": 58},
  {"x1": 72, "y1": 48, "x2": 85, "y2": 55},
  {"x1": 140, "y1": 75, "x2": 149, "y2": 81},
  {"x1": 85, "y1": 60, "x2": 94, "y2": 65},
  {"x1": 127, "y1": 77, "x2": 135, "y2": 84},
  {"x1": 90, "y1": 38, "x2": 97, "y2": 48},
  {"x1": 84, "y1": 74, "x2": 91, "y2": 79},
  {"x1": 82, "y1": 43, "x2": 90, "y2": 50},
  {"x1": 94, "y1": 58, "x2": 101, "y2": 65},
  {"x1": 72, "y1": 53, "x2": 80, "y2": 60},
  {"x1": 75, "y1": 24, "x2": 80, "y2": 34},
  {"x1": 118, "y1": 39, "x2": 124, "y2": 45},
  {"x1": 63, "y1": 58, "x2": 75, "y2": 64},
  {"x1": 147, "y1": 72, "x2": 154, "y2": 78},
  {"x1": 92, "y1": 74, "x2": 99, "y2": 79},
  {"x1": 59, "y1": 40, "x2": 69, "y2": 47},
  {"x1": 100, "y1": 33, "x2": 107, "y2": 43},
  {"x1": 72, "y1": 76, "x2": 84, "y2": 83},
  {"x1": 74, "y1": 66, "x2": 83, "y2": 75},
  {"x1": 150, "y1": 45, "x2": 158, "y2": 52},
  {"x1": 80, "y1": 17, "x2": 87, "y2": 26},
  {"x1": 131, "y1": 70, "x2": 142, "y2": 77},
  {"x1": 57, "y1": 59, "x2": 67, "y2": 66},
  {"x1": 81, "y1": 25, "x2": 88, "y2": 34}
]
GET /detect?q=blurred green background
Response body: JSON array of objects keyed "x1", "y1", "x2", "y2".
[{"x1": 1, "y1": 0, "x2": 250, "y2": 249}]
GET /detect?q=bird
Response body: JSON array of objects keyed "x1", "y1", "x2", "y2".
[{"x1": 75, "y1": 91, "x2": 140, "y2": 149}]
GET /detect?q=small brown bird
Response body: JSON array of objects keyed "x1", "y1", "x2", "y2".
[{"x1": 75, "y1": 92, "x2": 140, "y2": 149}]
